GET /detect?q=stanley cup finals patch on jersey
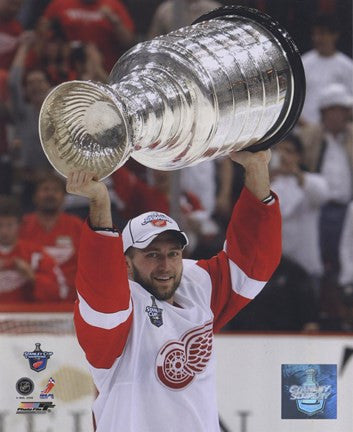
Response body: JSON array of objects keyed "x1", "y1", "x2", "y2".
[{"x1": 145, "y1": 296, "x2": 163, "y2": 327}]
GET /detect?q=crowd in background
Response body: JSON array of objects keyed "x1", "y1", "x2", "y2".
[{"x1": 0, "y1": 0, "x2": 352, "y2": 333}]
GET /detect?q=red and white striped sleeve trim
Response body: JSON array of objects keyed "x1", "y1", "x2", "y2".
[
  {"x1": 77, "y1": 292, "x2": 133, "y2": 329},
  {"x1": 74, "y1": 303, "x2": 133, "y2": 369},
  {"x1": 227, "y1": 258, "x2": 266, "y2": 299}
]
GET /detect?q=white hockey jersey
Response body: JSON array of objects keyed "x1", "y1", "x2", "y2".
[{"x1": 74, "y1": 187, "x2": 281, "y2": 432}]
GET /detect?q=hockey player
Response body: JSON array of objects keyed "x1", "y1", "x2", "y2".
[{"x1": 66, "y1": 149, "x2": 281, "y2": 432}]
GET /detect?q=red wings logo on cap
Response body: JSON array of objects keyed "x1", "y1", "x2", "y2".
[
  {"x1": 156, "y1": 320, "x2": 213, "y2": 390},
  {"x1": 141, "y1": 212, "x2": 173, "y2": 226},
  {"x1": 151, "y1": 219, "x2": 167, "y2": 227}
]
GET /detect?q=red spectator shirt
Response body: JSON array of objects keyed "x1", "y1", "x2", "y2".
[
  {"x1": 43, "y1": 0, "x2": 134, "y2": 70},
  {"x1": 0, "y1": 240, "x2": 60, "y2": 302},
  {"x1": 0, "y1": 19, "x2": 22, "y2": 69},
  {"x1": 20, "y1": 212, "x2": 83, "y2": 302},
  {"x1": 112, "y1": 167, "x2": 203, "y2": 221},
  {"x1": 0, "y1": 69, "x2": 8, "y2": 154}
]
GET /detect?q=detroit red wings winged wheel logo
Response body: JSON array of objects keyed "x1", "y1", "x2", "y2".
[{"x1": 156, "y1": 320, "x2": 213, "y2": 390}]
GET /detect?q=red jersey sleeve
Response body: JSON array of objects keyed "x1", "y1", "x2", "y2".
[
  {"x1": 197, "y1": 187, "x2": 281, "y2": 332},
  {"x1": 74, "y1": 222, "x2": 132, "y2": 369}
]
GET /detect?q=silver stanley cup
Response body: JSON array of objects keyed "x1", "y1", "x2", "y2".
[{"x1": 39, "y1": 6, "x2": 305, "y2": 179}]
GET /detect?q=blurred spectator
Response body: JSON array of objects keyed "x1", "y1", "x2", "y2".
[
  {"x1": 298, "y1": 84, "x2": 353, "y2": 277},
  {"x1": 337, "y1": 292, "x2": 353, "y2": 331},
  {"x1": 40, "y1": 0, "x2": 135, "y2": 71},
  {"x1": 214, "y1": 157, "x2": 239, "y2": 223},
  {"x1": 180, "y1": 161, "x2": 216, "y2": 216},
  {"x1": 270, "y1": 134, "x2": 329, "y2": 290},
  {"x1": 0, "y1": 68, "x2": 10, "y2": 154},
  {"x1": 339, "y1": 201, "x2": 353, "y2": 287},
  {"x1": 25, "y1": 19, "x2": 108, "y2": 86},
  {"x1": 301, "y1": 14, "x2": 353, "y2": 124},
  {"x1": 0, "y1": 0, "x2": 23, "y2": 70},
  {"x1": 337, "y1": 201, "x2": 353, "y2": 329},
  {"x1": 8, "y1": 31, "x2": 52, "y2": 170},
  {"x1": 148, "y1": 0, "x2": 221, "y2": 38},
  {"x1": 17, "y1": 0, "x2": 50, "y2": 30},
  {"x1": 179, "y1": 158, "x2": 235, "y2": 259},
  {"x1": 67, "y1": 41, "x2": 108, "y2": 82},
  {"x1": 224, "y1": 256, "x2": 320, "y2": 332},
  {"x1": 64, "y1": 175, "x2": 122, "y2": 227},
  {"x1": 179, "y1": 158, "x2": 234, "y2": 221},
  {"x1": 338, "y1": 201, "x2": 353, "y2": 332},
  {"x1": 0, "y1": 195, "x2": 60, "y2": 302},
  {"x1": 0, "y1": 68, "x2": 13, "y2": 195},
  {"x1": 112, "y1": 167, "x2": 219, "y2": 254},
  {"x1": 25, "y1": 19, "x2": 73, "y2": 86},
  {"x1": 113, "y1": 167, "x2": 200, "y2": 220},
  {"x1": 322, "y1": 198, "x2": 353, "y2": 330},
  {"x1": 8, "y1": 30, "x2": 52, "y2": 209},
  {"x1": 20, "y1": 173, "x2": 83, "y2": 302}
]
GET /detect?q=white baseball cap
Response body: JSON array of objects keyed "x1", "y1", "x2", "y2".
[
  {"x1": 318, "y1": 84, "x2": 353, "y2": 110},
  {"x1": 122, "y1": 211, "x2": 189, "y2": 253}
]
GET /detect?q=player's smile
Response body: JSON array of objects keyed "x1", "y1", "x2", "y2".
[{"x1": 154, "y1": 275, "x2": 174, "y2": 282}]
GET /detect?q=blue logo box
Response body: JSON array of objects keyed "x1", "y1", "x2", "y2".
[{"x1": 281, "y1": 364, "x2": 337, "y2": 419}]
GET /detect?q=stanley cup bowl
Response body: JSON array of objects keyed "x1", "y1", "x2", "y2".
[{"x1": 39, "y1": 5, "x2": 305, "y2": 180}]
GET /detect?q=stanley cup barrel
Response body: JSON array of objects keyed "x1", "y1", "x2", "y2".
[{"x1": 39, "y1": 6, "x2": 305, "y2": 179}]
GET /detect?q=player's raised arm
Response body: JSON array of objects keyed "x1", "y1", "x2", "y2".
[
  {"x1": 66, "y1": 171, "x2": 132, "y2": 369},
  {"x1": 197, "y1": 150, "x2": 282, "y2": 332},
  {"x1": 66, "y1": 171, "x2": 113, "y2": 228},
  {"x1": 230, "y1": 149, "x2": 272, "y2": 201}
]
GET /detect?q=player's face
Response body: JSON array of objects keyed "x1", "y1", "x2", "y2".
[
  {"x1": 0, "y1": 216, "x2": 19, "y2": 247},
  {"x1": 126, "y1": 234, "x2": 183, "y2": 304}
]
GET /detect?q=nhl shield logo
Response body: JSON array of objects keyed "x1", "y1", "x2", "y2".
[
  {"x1": 145, "y1": 296, "x2": 163, "y2": 327},
  {"x1": 23, "y1": 343, "x2": 53, "y2": 372}
]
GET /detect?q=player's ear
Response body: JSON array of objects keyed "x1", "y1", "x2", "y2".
[{"x1": 125, "y1": 255, "x2": 133, "y2": 278}]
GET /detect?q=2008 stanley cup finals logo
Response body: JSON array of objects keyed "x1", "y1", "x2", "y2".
[
  {"x1": 145, "y1": 296, "x2": 163, "y2": 327},
  {"x1": 281, "y1": 364, "x2": 337, "y2": 419},
  {"x1": 23, "y1": 343, "x2": 53, "y2": 372}
]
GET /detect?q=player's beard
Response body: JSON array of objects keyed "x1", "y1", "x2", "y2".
[{"x1": 130, "y1": 263, "x2": 182, "y2": 302}]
